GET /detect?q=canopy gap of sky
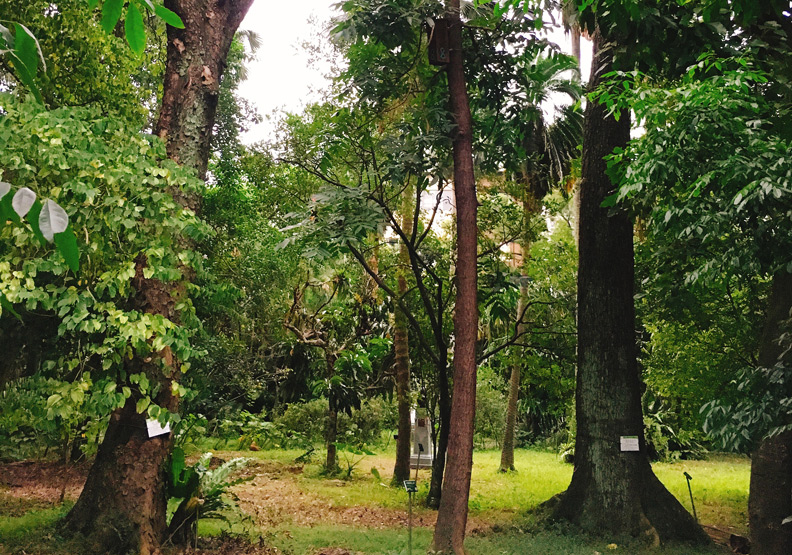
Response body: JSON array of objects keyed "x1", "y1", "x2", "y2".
[{"x1": 237, "y1": 1, "x2": 593, "y2": 145}]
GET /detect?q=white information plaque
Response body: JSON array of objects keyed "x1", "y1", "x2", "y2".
[
  {"x1": 620, "y1": 436, "x2": 640, "y2": 452},
  {"x1": 146, "y1": 418, "x2": 171, "y2": 438}
]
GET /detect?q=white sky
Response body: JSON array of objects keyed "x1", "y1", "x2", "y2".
[{"x1": 237, "y1": 2, "x2": 592, "y2": 144}]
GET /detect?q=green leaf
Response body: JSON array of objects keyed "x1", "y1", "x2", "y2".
[
  {"x1": 54, "y1": 227, "x2": 80, "y2": 272},
  {"x1": 13, "y1": 23, "x2": 41, "y2": 76},
  {"x1": 154, "y1": 5, "x2": 185, "y2": 29},
  {"x1": 25, "y1": 199, "x2": 48, "y2": 245},
  {"x1": 101, "y1": 0, "x2": 124, "y2": 34},
  {"x1": 0, "y1": 293, "x2": 22, "y2": 321},
  {"x1": 8, "y1": 24, "x2": 44, "y2": 103},
  {"x1": 87, "y1": 0, "x2": 101, "y2": 9},
  {"x1": 125, "y1": 3, "x2": 146, "y2": 55},
  {"x1": 39, "y1": 199, "x2": 69, "y2": 241},
  {"x1": 0, "y1": 189, "x2": 21, "y2": 224}
]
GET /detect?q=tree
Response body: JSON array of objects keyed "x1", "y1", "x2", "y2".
[
  {"x1": 430, "y1": 0, "x2": 479, "y2": 551},
  {"x1": 63, "y1": 1, "x2": 255, "y2": 552},
  {"x1": 547, "y1": 29, "x2": 707, "y2": 543},
  {"x1": 610, "y1": 49, "x2": 792, "y2": 553},
  {"x1": 392, "y1": 182, "x2": 415, "y2": 485}
]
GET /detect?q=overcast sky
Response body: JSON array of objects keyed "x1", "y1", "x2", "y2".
[{"x1": 237, "y1": 2, "x2": 592, "y2": 144}]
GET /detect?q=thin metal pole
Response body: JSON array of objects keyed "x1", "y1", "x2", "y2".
[
  {"x1": 684, "y1": 471, "x2": 698, "y2": 523},
  {"x1": 408, "y1": 491, "x2": 413, "y2": 555}
]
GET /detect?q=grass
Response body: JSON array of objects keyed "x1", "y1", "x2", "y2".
[{"x1": 1, "y1": 447, "x2": 749, "y2": 554}]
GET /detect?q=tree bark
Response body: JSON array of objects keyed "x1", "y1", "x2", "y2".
[
  {"x1": 749, "y1": 271, "x2": 792, "y2": 555},
  {"x1": 392, "y1": 184, "x2": 414, "y2": 485},
  {"x1": 63, "y1": 2, "x2": 254, "y2": 552},
  {"x1": 549, "y1": 32, "x2": 708, "y2": 545},
  {"x1": 432, "y1": 0, "x2": 479, "y2": 552}
]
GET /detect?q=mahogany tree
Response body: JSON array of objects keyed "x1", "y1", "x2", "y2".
[{"x1": 64, "y1": 1, "x2": 254, "y2": 552}]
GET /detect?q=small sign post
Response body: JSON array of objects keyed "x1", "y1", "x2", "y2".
[{"x1": 404, "y1": 480, "x2": 417, "y2": 555}]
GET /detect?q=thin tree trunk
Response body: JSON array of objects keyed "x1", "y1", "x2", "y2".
[
  {"x1": 64, "y1": 2, "x2": 254, "y2": 552},
  {"x1": 392, "y1": 183, "x2": 415, "y2": 485},
  {"x1": 571, "y1": 28, "x2": 581, "y2": 66},
  {"x1": 432, "y1": 0, "x2": 479, "y2": 551},
  {"x1": 749, "y1": 271, "x2": 792, "y2": 555},
  {"x1": 499, "y1": 291, "x2": 524, "y2": 472},
  {"x1": 548, "y1": 32, "x2": 708, "y2": 545},
  {"x1": 326, "y1": 402, "x2": 339, "y2": 473},
  {"x1": 500, "y1": 180, "x2": 538, "y2": 472},
  {"x1": 325, "y1": 351, "x2": 339, "y2": 473},
  {"x1": 427, "y1": 354, "x2": 451, "y2": 508}
]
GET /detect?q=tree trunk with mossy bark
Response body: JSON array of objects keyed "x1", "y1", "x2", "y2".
[
  {"x1": 432, "y1": 0, "x2": 479, "y2": 551},
  {"x1": 548, "y1": 32, "x2": 708, "y2": 546},
  {"x1": 749, "y1": 271, "x2": 792, "y2": 555},
  {"x1": 63, "y1": 2, "x2": 254, "y2": 552}
]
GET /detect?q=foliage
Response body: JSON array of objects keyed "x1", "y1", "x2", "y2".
[
  {"x1": 608, "y1": 56, "x2": 792, "y2": 448},
  {"x1": 474, "y1": 365, "x2": 507, "y2": 448},
  {"x1": 0, "y1": 0, "x2": 167, "y2": 127},
  {"x1": 0, "y1": 21, "x2": 46, "y2": 103},
  {"x1": 0, "y1": 97, "x2": 207, "y2": 426},
  {"x1": 167, "y1": 448, "x2": 252, "y2": 534},
  {"x1": 274, "y1": 397, "x2": 397, "y2": 447},
  {"x1": 89, "y1": 0, "x2": 184, "y2": 56}
]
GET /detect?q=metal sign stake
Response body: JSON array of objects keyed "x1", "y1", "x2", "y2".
[
  {"x1": 403, "y1": 480, "x2": 417, "y2": 555},
  {"x1": 684, "y1": 471, "x2": 698, "y2": 523}
]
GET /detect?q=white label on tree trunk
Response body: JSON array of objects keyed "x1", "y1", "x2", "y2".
[
  {"x1": 146, "y1": 418, "x2": 171, "y2": 438},
  {"x1": 620, "y1": 436, "x2": 640, "y2": 451}
]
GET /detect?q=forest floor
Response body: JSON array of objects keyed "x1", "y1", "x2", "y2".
[{"x1": 0, "y1": 447, "x2": 748, "y2": 554}]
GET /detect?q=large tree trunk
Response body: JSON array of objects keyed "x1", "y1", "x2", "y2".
[
  {"x1": 749, "y1": 271, "x2": 792, "y2": 555},
  {"x1": 549, "y1": 33, "x2": 708, "y2": 545},
  {"x1": 64, "y1": 2, "x2": 254, "y2": 552},
  {"x1": 392, "y1": 185, "x2": 415, "y2": 485},
  {"x1": 432, "y1": 0, "x2": 479, "y2": 552}
]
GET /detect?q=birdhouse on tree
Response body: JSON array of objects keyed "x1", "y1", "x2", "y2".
[{"x1": 427, "y1": 18, "x2": 450, "y2": 66}]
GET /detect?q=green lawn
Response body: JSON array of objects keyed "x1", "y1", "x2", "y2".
[{"x1": 1, "y1": 447, "x2": 747, "y2": 554}]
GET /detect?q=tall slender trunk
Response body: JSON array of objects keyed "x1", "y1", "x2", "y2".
[
  {"x1": 427, "y1": 354, "x2": 451, "y2": 508},
  {"x1": 392, "y1": 183, "x2": 415, "y2": 485},
  {"x1": 325, "y1": 351, "x2": 339, "y2": 473},
  {"x1": 499, "y1": 291, "x2": 524, "y2": 472},
  {"x1": 64, "y1": 2, "x2": 254, "y2": 552},
  {"x1": 500, "y1": 181, "x2": 539, "y2": 472},
  {"x1": 549, "y1": 32, "x2": 707, "y2": 545},
  {"x1": 749, "y1": 271, "x2": 792, "y2": 555},
  {"x1": 432, "y1": 0, "x2": 479, "y2": 551}
]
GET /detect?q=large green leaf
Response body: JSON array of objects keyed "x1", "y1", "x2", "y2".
[
  {"x1": 154, "y1": 5, "x2": 185, "y2": 29},
  {"x1": 101, "y1": 0, "x2": 124, "y2": 34},
  {"x1": 124, "y1": 3, "x2": 146, "y2": 55},
  {"x1": 54, "y1": 227, "x2": 80, "y2": 272}
]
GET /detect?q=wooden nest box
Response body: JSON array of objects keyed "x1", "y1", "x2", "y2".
[{"x1": 427, "y1": 18, "x2": 450, "y2": 66}]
